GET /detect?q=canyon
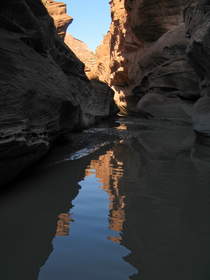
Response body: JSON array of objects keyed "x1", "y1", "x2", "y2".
[
  {"x1": 0, "y1": 0, "x2": 210, "y2": 185},
  {"x1": 1, "y1": 1, "x2": 210, "y2": 279},
  {"x1": 64, "y1": 0, "x2": 210, "y2": 137},
  {"x1": 0, "y1": 0, "x2": 117, "y2": 186}
]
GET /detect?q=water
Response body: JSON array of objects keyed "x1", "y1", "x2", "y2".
[
  {"x1": 1, "y1": 117, "x2": 210, "y2": 280},
  {"x1": 39, "y1": 172, "x2": 135, "y2": 280}
]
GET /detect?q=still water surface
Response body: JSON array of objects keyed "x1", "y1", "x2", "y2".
[
  {"x1": 39, "y1": 168, "x2": 136, "y2": 280},
  {"x1": 1, "y1": 118, "x2": 210, "y2": 280}
]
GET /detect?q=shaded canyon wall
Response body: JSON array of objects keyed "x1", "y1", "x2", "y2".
[{"x1": 0, "y1": 0, "x2": 117, "y2": 187}]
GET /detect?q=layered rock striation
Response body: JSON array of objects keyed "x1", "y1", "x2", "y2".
[
  {"x1": 43, "y1": 0, "x2": 72, "y2": 38},
  {"x1": 94, "y1": 0, "x2": 189, "y2": 111},
  {"x1": 94, "y1": 0, "x2": 210, "y2": 137},
  {"x1": 64, "y1": 34, "x2": 98, "y2": 79},
  {"x1": 131, "y1": 0, "x2": 210, "y2": 134},
  {"x1": 0, "y1": 0, "x2": 117, "y2": 186}
]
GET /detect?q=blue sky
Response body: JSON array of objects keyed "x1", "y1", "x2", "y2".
[{"x1": 63, "y1": 0, "x2": 111, "y2": 51}]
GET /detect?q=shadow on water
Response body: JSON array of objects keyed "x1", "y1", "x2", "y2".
[
  {"x1": 120, "y1": 119, "x2": 210, "y2": 280},
  {"x1": 1, "y1": 118, "x2": 210, "y2": 280},
  {"x1": 0, "y1": 143, "x2": 113, "y2": 280}
]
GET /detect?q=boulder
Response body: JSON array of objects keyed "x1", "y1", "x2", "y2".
[
  {"x1": 136, "y1": 93, "x2": 193, "y2": 122},
  {"x1": 134, "y1": 24, "x2": 200, "y2": 121}
]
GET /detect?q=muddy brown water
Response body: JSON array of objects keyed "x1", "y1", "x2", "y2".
[{"x1": 0, "y1": 117, "x2": 210, "y2": 280}]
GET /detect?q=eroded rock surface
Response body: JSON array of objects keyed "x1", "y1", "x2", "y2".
[
  {"x1": 0, "y1": 0, "x2": 117, "y2": 186},
  {"x1": 43, "y1": 0, "x2": 72, "y2": 38},
  {"x1": 134, "y1": 24, "x2": 199, "y2": 121},
  {"x1": 64, "y1": 33, "x2": 97, "y2": 79},
  {"x1": 95, "y1": 0, "x2": 189, "y2": 110}
]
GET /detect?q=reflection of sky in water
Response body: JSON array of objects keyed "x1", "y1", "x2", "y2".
[
  {"x1": 116, "y1": 123, "x2": 128, "y2": 130},
  {"x1": 39, "y1": 158, "x2": 137, "y2": 280},
  {"x1": 2, "y1": 118, "x2": 210, "y2": 280}
]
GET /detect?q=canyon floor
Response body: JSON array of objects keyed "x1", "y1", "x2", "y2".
[{"x1": 1, "y1": 116, "x2": 210, "y2": 280}]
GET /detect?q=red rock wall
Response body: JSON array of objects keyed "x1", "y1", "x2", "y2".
[
  {"x1": 42, "y1": 0, "x2": 72, "y2": 38},
  {"x1": 95, "y1": 0, "x2": 189, "y2": 111},
  {"x1": 64, "y1": 34, "x2": 97, "y2": 79}
]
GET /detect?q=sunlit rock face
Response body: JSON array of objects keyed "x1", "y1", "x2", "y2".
[
  {"x1": 42, "y1": 0, "x2": 72, "y2": 39},
  {"x1": 0, "y1": 0, "x2": 117, "y2": 187},
  {"x1": 95, "y1": 32, "x2": 112, "y2": 84},
  {"x1": 64, "y1": 34, "x2": 97, "y2": 79},
  {"x1": 95, "y1": 0, "x2": 189, "y2": 111},
  {"x1": 63, "y1": 34, "x2": 118, "y2": 117}
]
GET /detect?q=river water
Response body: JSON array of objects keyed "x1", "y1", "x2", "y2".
[{"x1": 1, "y1": 117, "x2": 210, "y2": 280}]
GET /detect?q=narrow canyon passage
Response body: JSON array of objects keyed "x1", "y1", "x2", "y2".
[
  {"x1": 2, "y1": 1, "x2": 210, "y2": 280},
  {"x1": 1, "y1": 118, "x2": 210, "y2": 280}
]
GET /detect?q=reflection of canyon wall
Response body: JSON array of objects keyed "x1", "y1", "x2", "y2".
[
  {"x1": 0, "y1": 139, "x2": 117, "y2": 280},
  {"x1": 0, "y1": 157, "x2": 83, "y2": 280},
  {"x1": 86, "y1": 149, "x2": 125, "y2": 236},
  {"x1": 82, "y1": 123, "x2": 210, "y2": 279},
  {"x1": 56, "y1": 213, "x2": 71, "y2": 236}
]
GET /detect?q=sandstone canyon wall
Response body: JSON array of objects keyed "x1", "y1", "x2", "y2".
[
  {"x1": 93, "y1": 0, "x2": 210, "y2": 137},
  {"x1": 0, "y1": 0, "x2": 117, "y2": 187},
  {"x1": 94, "y1": 0, "x2": 192, "y2": 112},
  {"x1": 43, "y1": 0, "x2": 73, "y2": 38},
  {"x1": 64, "y1": 34, "x2": 97, "y2": 79},
  {"x1": 44, "y1": 0, "x2": 210, "y2": 138}
]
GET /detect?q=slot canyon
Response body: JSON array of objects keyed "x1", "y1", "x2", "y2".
[{"x1": 1, "y1": 1, "x2": 210, "y2": 280}]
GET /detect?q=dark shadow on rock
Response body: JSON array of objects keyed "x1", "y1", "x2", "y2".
[
  {"x1": 133, "y1": 24, "x2": 200, "y2": 122},
  {"x1": 0, "y1": 0, "x2": 117, "y2": 187},
  {"x1": 90, "y1": 79, "x2": 119, "y2": 120},
  {"x1": 185, "y1": 2, "x2": 210, "y2": 135}
]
